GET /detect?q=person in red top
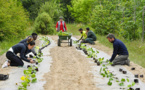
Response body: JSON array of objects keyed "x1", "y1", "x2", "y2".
[{"x1": 56, "y1": 16, "x2": 67, "y2": 32}]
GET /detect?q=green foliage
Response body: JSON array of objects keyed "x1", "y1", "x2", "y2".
[
  {"x1": 68, "y1": 0, "x2": 97, "y2": 23},
  {"x1": 39, "y1": 1, "x2": 63, "y2": 22},
  {"x1": 90, "y1": 4, "x2": 119, "y2": 35},
  {"x1": 89, "y1": 0, "x2": 145, "y2": 40},
  {"x1": 33, "y1": 12, "x2": 54, "y2": 34},
  {"x1": 20, "y1": 0, "x2": 49, "y2": 20},
  {"x1": 0, "y1": 0, "x2": 29, "y2": 41},
  {"x1": 57, "y1": 31, "x2": 72, "y2": 36}
]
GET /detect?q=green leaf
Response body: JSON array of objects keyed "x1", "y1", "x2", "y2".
[
  {"x1": 31, "y1": 74, "x2": 36, "y2": 78},
  {"x1": 127, "y1": 78, "x2": 129, "y2": 82},
  {"x1": 107, "y1": 81, "x2": 112, "y2": 86},
  {"x1": 119, "y1": 82, "x2": 124, "y2": 86},
  {"x1": 109, "y1": 78, "x2": 113, "y2": 81},
  {"x1": 132, "y1": 82, "x2": 135, "y2": 86},
  {"x1": 121, "y1": 78, "x2": 126, "y2": 82},
  {"x1": 21, "y1": 82, "x2": 28, "y2": 88},
  {"x1": 127, "y1": 84, "x2": 132, "y2": 88},
  {"x1": 31, "y1": 78, "x2": 37, "y2": 83}
]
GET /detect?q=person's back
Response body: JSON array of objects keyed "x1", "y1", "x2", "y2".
[
  {"x1": 12, "y1": 43, "x2": 27, "y2": 55},
  {"x1": 87, "y1": 30, "x2": 97, "y2": 41},
  {"x1": 113, "y1": 39, "x2": 128, "y2": 55}
]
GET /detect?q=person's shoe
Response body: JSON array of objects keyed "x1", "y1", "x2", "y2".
[
  {"x1": 2, "y1": 60, "x2": 9, "y2": 68},
  {"x1": 125, "y1": 59, "x2": 130, "y2": 66},
  {"x1": 91, "y1": 42, "x2": 95, "y2": 45}
]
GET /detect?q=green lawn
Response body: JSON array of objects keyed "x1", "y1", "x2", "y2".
[{"x1": 67, "y1": 23, "x2": 145, "y2": 68}]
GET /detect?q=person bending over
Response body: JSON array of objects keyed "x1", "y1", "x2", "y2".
[
  {"x1": 2, "y1": 41, "x2": 35, "y2": 68},
  {"x1": 107, "y1": 33, "x2": 130, "y2": 66},
  {"x1": 19, "y1": 33, "x2": 38, "y2": 56},
  {"x1": 77, "y1": 28, "x2": 87, "y2": 43},
  {"x1": 86, "y1": 27, "x2": 97, "y2": 45}
]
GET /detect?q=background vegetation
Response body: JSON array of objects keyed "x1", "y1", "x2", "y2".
[{"x1": 0, "y1": 0, "x2": 145, "y2": 67}]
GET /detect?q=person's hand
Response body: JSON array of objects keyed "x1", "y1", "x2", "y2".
[
  {"x1": 27, "y1": 58, "x2": 32, "y2": 60},
  {"x1": 30, "y1": 60, "x2": 35, "y2": 63}
]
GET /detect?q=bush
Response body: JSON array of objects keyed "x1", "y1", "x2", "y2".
[
  {"x1": 0, "y1": 0, "x2": 29, "y2": 41},
  {"x1": 33, "y1": 12, "x2": 54, "y2": 34},
  {"x1": 90, "y1": 5, "x2": 119, "y2": 35},
  {"x1": 39, "y1": 1, "x2": 63, "y2": 22}
]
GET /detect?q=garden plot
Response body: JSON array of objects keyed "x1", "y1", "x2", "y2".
[
  {"x1": 72, "y1": 37, "x2": 145, "y2": 90},
  {"x1": 0, "y1": 36, "x2": 55, "y2": 90}
]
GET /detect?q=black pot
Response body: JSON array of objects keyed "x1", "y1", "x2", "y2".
[
  {"x1": 97, "y1": 62, "x2": 100, "y2": 66},
  {"x1": 123, "y1": 71, "x2": 127, "y2": 74},
  {"x1": 36, "y1": 62, "x2": 38, "y2": 65},
  {"x1": 135, "y1": 74, "x2": 139, "y2": 78},
  {"x1": 35, "y1": 68, "x2": 39, "y2": 72},
  {"x1": 140, "y1": 75, "x2": 144, "y2": 78},
  {"x1": 27, "y1": 65, "x2": 31, "y2": 68},
  {"x1": 94, "y1": 60, "x2": 98, "y2": 63},
  {"x1": 119, "y1": 68, "x2": 123, "y2": 72},
  {"x1": 134, "y1": 79, "x2": 139, "y2": 83},
  {"x1": 131, "y1": 67, "x2": 135, "y2": 70},
  {"x1": 29, "y1": 54, "x2": 34, "y2": 58},
  {"x1": 135, "y1": 88, "x2": 140, "y2": 90},
  {"x1": 129, "y1": 87, "x2": 134, "y2": 90}
]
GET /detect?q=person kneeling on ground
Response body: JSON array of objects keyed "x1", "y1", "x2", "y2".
[
  {"x1": 19, "y1": 33, "x2": 38, "y2": 56},
  {"x1": 85, "y1": 27, "x2": 97, "y2": 45},
  {"x1": 77, "y1": 28, "x2": 87, "y2": 43},
  {"x1": 2, "y1": 41, "x2": 35, "y2": 68},
  {"x1": 107, "y1": 33, "x2": 130, "y2": 66}
]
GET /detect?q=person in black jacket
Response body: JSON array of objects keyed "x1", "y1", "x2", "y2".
[
  {"x1": 2, "y1": 41, "x2": 36, "y2": 68},
  {"x1": 19, "y1": 33, "x2": 38, "y2": 56},
  {"x1": 107, "y1": 33, "x2": 130, "y2": 66},
  {"x1": 86, "y1": 27, "x2": 97, "y2": 44}
]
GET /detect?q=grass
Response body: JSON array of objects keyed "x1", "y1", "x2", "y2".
[
  {"x1": 67, "y1": 23, "x2": 145, "y2": 68},
  {"x1": 0, "y1": 26, "x2": 34, "y2": 55}
]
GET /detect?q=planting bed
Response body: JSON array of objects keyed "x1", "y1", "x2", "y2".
[
  {"x1": 0, "y1": 36, "x2": 145, "y2": 90},
  {"x1": 72, "y1": 37, "x2": 145, "y2": 90},
  {"x1": 0, "y1": 36, "x2": 55, "y2": 90}
]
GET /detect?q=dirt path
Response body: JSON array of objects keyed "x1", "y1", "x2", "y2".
[{"x1": 43, "y1": 36, "x2": 100, "y2": 90}]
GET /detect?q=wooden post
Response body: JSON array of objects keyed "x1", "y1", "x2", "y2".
[{"x1": 142, "y1": 6, "x2": 145, "y2": 42}]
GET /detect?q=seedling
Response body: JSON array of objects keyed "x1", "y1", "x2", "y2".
[
  {"x1": 127, "y1": 82, "x2": 135, "y2": 90},
  {"x1": 119, "y1": 78, "x2": 126, "y2": 86}
]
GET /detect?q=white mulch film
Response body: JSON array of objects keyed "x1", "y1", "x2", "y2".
[
  {"x1": 0, "y1": 36, "x2": 145, "y2": 90},
  {"x1": 72, "y1": 37, "x2": 145, "y2": 90},
  {"x1": 0, "y1": 37, "x2": 56, "y2": 90}
]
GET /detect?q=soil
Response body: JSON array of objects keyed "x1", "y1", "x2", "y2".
[
  {"x1": 43, "y1": 36, "x2": 100, "y2": 90},
  {"x1": 74, "y1": 36, "x2": 145, "y2": 83}
]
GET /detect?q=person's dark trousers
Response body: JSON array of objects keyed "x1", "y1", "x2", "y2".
[
  {"x1": 112, "y1": 55, "x2": 130, "y2": 66},
  {"x1": 6, "y1": 51, "x2": 24, "y2": 66},
  {"x1": 85, "y1": 38, "x2": 95, "y2": 44}
]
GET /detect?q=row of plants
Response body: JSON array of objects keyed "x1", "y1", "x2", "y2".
[
  {"x1": 17, "y1": 37, "x2": 50, "y2": 90},
  {"x1": 74, "y1": 42, "x2": 140, "y2": 90}
]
